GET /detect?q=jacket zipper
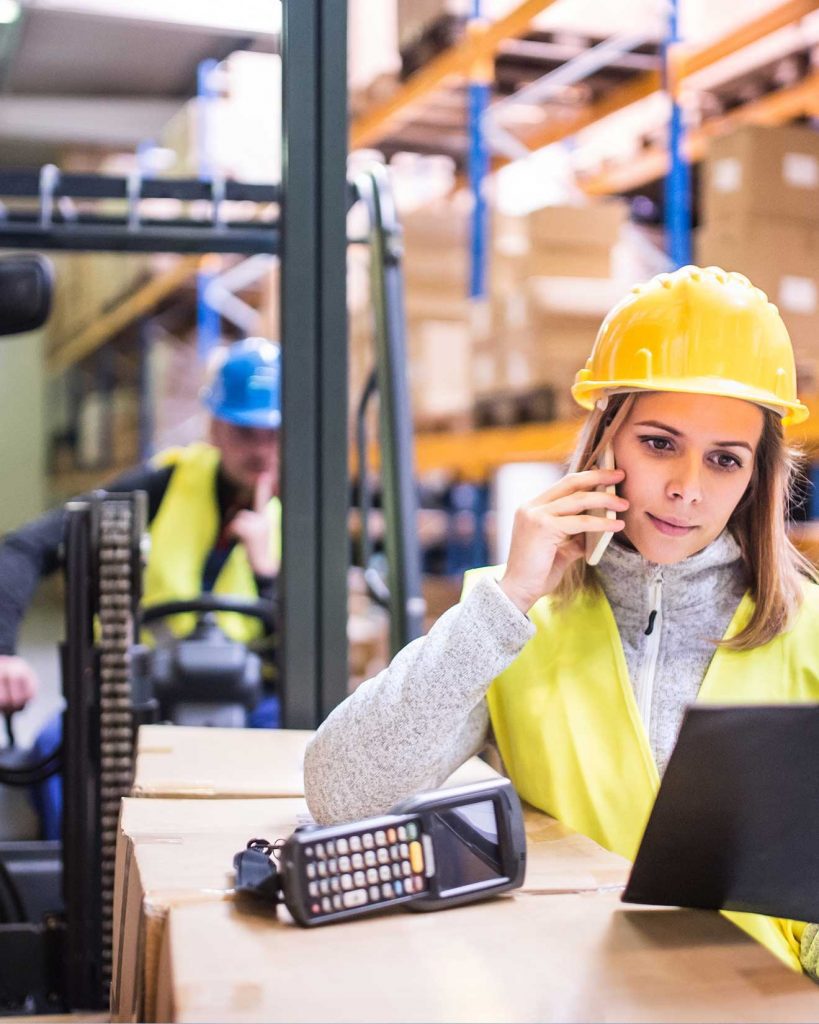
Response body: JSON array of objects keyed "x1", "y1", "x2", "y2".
[{"x1": 636, "y1": 572, "x2": 663, "y2": 734}]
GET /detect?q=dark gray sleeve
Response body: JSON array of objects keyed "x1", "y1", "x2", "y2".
[
  {"x1": 303, "y1": 574, "x2": 535, "y2": 824},
  {"x1": 0, "y1": 462, "x2": 173, "y2": 655}
]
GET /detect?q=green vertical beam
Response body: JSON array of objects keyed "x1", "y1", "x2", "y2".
[{"x1": 280, "y1": 0, "x2": 348, "y2": 728}]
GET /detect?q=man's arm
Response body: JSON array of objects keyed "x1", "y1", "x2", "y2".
[{"x1": 0, "y1": 461, "x2": 174, "y2": 657}]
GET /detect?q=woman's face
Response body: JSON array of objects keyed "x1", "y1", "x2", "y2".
[{"x1": 610, "y1": 392, "x2": 764, "y2": 564}]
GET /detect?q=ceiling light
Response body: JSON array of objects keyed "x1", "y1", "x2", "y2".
[{"x1": 0, "y1": 0, "x2": 20, "y2": 25}]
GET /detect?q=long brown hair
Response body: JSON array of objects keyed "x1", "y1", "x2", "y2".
[{"x1": 554, "y1": 392, "x2": 818, "y2": 650}]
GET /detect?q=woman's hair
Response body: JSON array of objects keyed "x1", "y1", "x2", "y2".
[{"x1": 554, "y1": 391, "x2": 818, "y2": 650}]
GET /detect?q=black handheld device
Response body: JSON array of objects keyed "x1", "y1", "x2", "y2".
[{"x1": 267, "y1": 779, "x2": 526, "y2": 927}]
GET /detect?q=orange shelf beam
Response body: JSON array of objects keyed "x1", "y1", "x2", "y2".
[
  {"x1": 676, "y1": 0, "x2": 819, "y2": 81},
  {"x1": 351, "y1": 0, "x2": 561, "y2": 149},
  {"x1": 47, "y1": 255, "x2": 201, "y2": 375},
  {"x1": 400, "y1": 393, "x2": 819, "y2": 481},
  {"x1": 581, "y1": 68, "x2": 819, "y2": 195},
  {"x1": 502, "y1": 0, "x2": 819, "y2": 170}
]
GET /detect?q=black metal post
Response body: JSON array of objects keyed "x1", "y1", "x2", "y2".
[{"x1": 280, "y1": 0, "x2": 349, "y2": 726}]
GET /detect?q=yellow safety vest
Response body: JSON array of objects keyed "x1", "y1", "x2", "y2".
[
  {"x1": 143, "y1": 442, "x2": 281, "y2": 644},
  {"x1": 464, "y1": 566, "x2": 819, "y2": 972}
]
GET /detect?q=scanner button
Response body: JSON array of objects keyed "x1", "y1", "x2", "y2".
[
  {"x1": 343, "y1": 889, "x2": 368, "y2": 908},
  {"x1": 409, "y1": 841, "x2": 424, "y2": 874}
]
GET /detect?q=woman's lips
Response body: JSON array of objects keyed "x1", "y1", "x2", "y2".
[{"x1": 646, "y1": 512, "x2": 696, "y2": 537}]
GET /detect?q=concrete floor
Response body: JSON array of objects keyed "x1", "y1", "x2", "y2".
[{"x1": 0, "y1": 591, "x2": 63, "y2": 840}]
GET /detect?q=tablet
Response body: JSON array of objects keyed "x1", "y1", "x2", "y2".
[{"x1": 622, "y1": 704, "x2": 819, "y2": 923}]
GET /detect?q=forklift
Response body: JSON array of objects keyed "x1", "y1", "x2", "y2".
[{"x1": 0, "y1": 157, "x2": 423, "y2": 1014}]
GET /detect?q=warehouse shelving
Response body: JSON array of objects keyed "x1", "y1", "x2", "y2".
[
  {"x1": 353, "y1": 0, "x2": 819, "y2": 180},
  {"x1": 410, "y1": 396, "x2": 819, "y2": 480},
  {"x1": 352, "y1": 0, "x2": 819, "y2": 484}
]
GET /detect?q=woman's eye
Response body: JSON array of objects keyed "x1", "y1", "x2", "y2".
[
  {"x1": 641, "y1": 436, "x2": 673, "y2": 452},
  {"x1": 712, "y1": 452, "x2": 742, "y2": 470}
]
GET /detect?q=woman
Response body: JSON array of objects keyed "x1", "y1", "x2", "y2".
[{"x1": 305, "y1": 265, "x2": 819, "y2": 978}]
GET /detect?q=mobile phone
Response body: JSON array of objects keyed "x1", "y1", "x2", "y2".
[
  {"x1": 278, "y1": 779, "x2": 526, "y2": 927},
  {"x1": 585, "y1": 443, "x2": 617, "y2": 567}
]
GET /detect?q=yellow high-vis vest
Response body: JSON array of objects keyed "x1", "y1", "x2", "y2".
[
  {"x1": 464, "y1": 566, "x2": 819, "y2": 973},
  {"x1": 143, "y1": 442, "x2": 281, "y2": 644}
]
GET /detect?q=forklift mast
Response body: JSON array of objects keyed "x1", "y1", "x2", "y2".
[{"x1": 61, "y1": 492, "x2": 148, "y2": 1008}]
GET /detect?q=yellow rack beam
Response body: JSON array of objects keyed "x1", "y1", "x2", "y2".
[
  {"x1": 47, "y1": 256, "x2": 201, "y2": 375},
  {"x1": 351, "y1": 0, "x2": 560, "y2": 149}
]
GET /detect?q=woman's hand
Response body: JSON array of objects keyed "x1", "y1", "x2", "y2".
[{"x1": 499, "y1": 468, "x2": 628, "y2": 615}]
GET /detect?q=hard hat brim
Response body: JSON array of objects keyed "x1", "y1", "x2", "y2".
[
  {"x1": 211, "y1": 407, "x2": 282, "y2": 430},
  {"x1": 571, "y1": 378, "x2": 809, "y2": 427}
]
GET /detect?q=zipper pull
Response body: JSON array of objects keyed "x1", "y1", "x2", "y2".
[{"x1": 644, "y1": 573, "x2": 662, "y2": 635}]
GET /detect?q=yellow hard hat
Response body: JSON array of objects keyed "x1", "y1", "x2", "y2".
[{"x1": 571, "y1": 265, "x2": 809, "y2": 426}]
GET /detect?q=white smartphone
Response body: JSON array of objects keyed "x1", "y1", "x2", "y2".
[{"x1": 585, "y1": 444, "x2": 617, "y2": 567}]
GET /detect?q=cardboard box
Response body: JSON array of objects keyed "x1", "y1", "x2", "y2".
[
  {"x1": 702, "y1": 124, "x2": 819, "y2": 227},
  {"x1": 526, "y1": 245, "x2": 613, "y2": 280},
  {"x1": 154, "y1": 887, "x2": 817, "y2": 1023},
  {"x1": 526, "y1": 201, "x2": 627, "y2": 249},
  {"x1": 696, "y1": 218, "x2": 819, "y2": 361},
  {"x1": 114, "y1": 749, "x2": 502, "y2": 1021},
  {"x1": 131, "y1": 726, "x2": 314, "y2": 798},
  {"x1": 407, "y1": 318, "x2": 474, "y2": 424},
  {"x1": 111, "y1": 797, "x2": 311, "y2": 1023}
]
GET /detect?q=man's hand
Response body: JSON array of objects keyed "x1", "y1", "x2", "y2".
[
  {"x1": 227, "y1": 471, "x2": 279, "y2": 577},
  {"x1": 0, "y1": 655, "x2": 39, "y2": 713}
]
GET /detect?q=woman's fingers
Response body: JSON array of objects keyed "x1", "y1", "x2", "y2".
[
  {"x1": 559, "y1": 514, "x2": 627, "y2": 536},
  {"x1": 526, "y1": 468, "x2": 624, "y2": 506},
  {"x1": 547, "y1": 490, "x2": 629, "y2": 517}
]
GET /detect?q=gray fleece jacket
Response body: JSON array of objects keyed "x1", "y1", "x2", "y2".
[{"x1": 304, "y1": 530, "x2": 745, "y2": 822}]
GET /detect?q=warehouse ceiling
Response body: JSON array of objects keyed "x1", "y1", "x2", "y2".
[{"x1": 0, "y1": 0, "x2": 280, "y2": 166}]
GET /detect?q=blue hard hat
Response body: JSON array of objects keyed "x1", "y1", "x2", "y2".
[{"x1": 201, "y1": 338, "x2": 281, "y2": 429}]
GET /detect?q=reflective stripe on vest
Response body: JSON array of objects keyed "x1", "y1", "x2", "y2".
[
  {"x1": 465, "y1": 566, "x2": 819, "y2": 973},
  {"x1": 143, "y1": 442, "x2": 281, "y2": 644}
]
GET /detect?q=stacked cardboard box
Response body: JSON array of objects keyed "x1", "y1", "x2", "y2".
[
  {"x1": 112, "y1": 725, "x2": 505, "y2": 1022},
  {"x1": 401, "y1": 204, "x2": 475, "y2": 428},
  {"x1": 697, "y1": 124, "x2": 819, "y2": 378},
  {"x1": 478, "y1": 201, "x2": 627, "y2": 421}
]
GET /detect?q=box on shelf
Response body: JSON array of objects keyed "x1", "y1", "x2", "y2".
[
  {"x1": 526, "y1": 201, "x2": 627, "y2": 250},
  {"x1": 407, "y1": 317, "x2": 474, "y2": 427},
  {"x1": 701, "y1": 124, "x2": 819, "y2": 228},
  {"x1": 695, "y1": 218, "x2": 819, "y2": 360}
]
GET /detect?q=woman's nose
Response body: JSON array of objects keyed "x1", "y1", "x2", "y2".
[{"x1": 667, "y1": 456, "x2": 703, "y2": 504}]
